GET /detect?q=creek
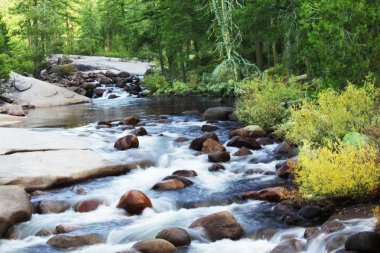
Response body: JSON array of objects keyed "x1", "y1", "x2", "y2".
[{"x1": 0, "y1": 88, "x2": 376, "y2": 253}]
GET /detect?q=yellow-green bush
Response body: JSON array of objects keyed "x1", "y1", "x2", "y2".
[
  {"x1": 296, "y1": 142, "x2": 380, "y2": 200},
  {"x1": 280, "y1": 83, "x2": 378, "y2": 146},
  {"x1": 236, "y1": 76, "x2": 305, "y2": 129},
  {"x1": 143, "y1": 73, "x2": 169, "y2": 92}
]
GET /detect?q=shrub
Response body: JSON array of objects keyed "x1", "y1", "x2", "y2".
[
  {"x1": 55, "y1": 64, "x2": 77, "y2": 77},
  {"x1": 296, "y1": 142, "x2": 380, "y2": 200},
  {"x1": 143, "y1": 73, "x2": 169, "y2": 92},
  {"x1": 236, "y1": 76, "x2": 305, "y2": 129},
  {"x1": 157, "y1": 80, "x2": 192, "y2": 95},
  {"x1": 0, "y1": 53, "x2": 11, "y2": 81},
  {"x1": 281, "y1": 83, "x2": 378, "y2": 146}
]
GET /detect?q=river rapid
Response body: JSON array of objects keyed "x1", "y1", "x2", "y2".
[{"x1": 0, "y1": 90, "x2": 376, "y2": 253}]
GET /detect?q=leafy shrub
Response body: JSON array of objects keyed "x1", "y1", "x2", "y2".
[
  {"x1": 55, "y1": 64, "x2": 77, "y2": 76},
  {"x1": 143, "y1": 73, "x2": 169, "y2": 92},
  {"x1": 296, "y1": 142, "x2": 380, "y2": 200},
  {"x1": 0, "y1": 53, "x2": 11, "y2": 81},
  {"x1": 157, "y1": 80, "x2": 192, "y2": 95},
  {"x1": 236, "y1": 76, "x2": 305, "y2": 129},
  {"x1": 281, "y1": 83, "x2": 378, "y2": 146}
]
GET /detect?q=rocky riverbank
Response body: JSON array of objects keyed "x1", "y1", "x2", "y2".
[{"x1": 0, "y1": 105, "x2": 378, "y2": 253}]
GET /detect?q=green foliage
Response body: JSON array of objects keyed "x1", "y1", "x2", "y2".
[
  {"x1": 0, "y1": 53, "x2": 11, "y2": 81},
  {"x1": 236, "y1": 76, "x2": 305, "y2": 129},
  {"x1": 281, "y1": 83, "x2": 378, "y2": 146},
  {"x1": 143, "y1": 73, "x2": 170, "y2": 92},
  {"x1": 55, "y1": 63, "x2": 77, "y2": 77},
  {"x1": 296, "y1": 142, "x2": 380, "y2": 200}
]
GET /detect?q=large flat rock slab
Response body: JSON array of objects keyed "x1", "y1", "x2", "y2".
[
  {"x1": 0, "y1": 114, "x2": 25, "y2": 126},
  {"x1": 0, "y1": 128, "x2": 153, "y2": 191},
  {"x1": 0, "y1": 186, "x2": 32, "y2": 237},
  {"x1": 50, "y1": 55, "x2": 151, "y2": 75},
  {"x1": 5, "y1": 73, "x2": 91, "y2": 107},
  {"x1": 0, "y1": 128, "x2": 88, "y2": 155}
]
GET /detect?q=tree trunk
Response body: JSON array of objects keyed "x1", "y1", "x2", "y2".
[{"x1": 255, "y1": 40, "x2": 264, "y2": 70}]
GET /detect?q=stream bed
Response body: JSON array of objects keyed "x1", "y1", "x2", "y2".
[{"x1": 0, "y1": 94, "x2": 376, "y2": 253}]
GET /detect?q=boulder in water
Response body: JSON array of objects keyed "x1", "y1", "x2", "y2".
[
  {"x1": 345, "y1": 232, "x2": 380, "y2": 253},
  {"x1": 274, "y1": 141, "x2": 294, "y2": 155},
  {"x1": 120, "y1": 117, "x2": 141, "y2": 126},
  {"x1": 233, "y1": 147, "x2": 252, "y2": 157},
  {"x1": 162, "y1": 176, "x2": 193, "y2": 186},
  {"x1": 208, "y1": 163, "x2": 226, "y2": 172},
  {"x1": 208, "y1": 151, "x2": 230, "y2": 163},
  {"x1": 0, "y1": 186, "x2": 32, "y2": 238},
  {"x1": 174, "y1": 137, "x2": 189, "y2": 143},
  {"x1": 190, "y1": 133, "x2": 219, "y2": 151},
  {"x1": 114, "y1": 135, "x2": 139, "y2": 150},
  {"x1": 172, "y1": 170, "x2": 197, "y2": 177},
  {"x1": 116, "y1": 190, "x2": 152, "y2": 215},
  {"x1": 229, "y1": 125, "x2": 267, "y2": 139},
  {"x1": 155, "y1": 227, "x2": 191, "y2": 247},
  {"x1": 242, "y1": 187, "x2": 287, "y2": 203},
  {"x1": 189, "y1": 211, "x2": 244, "y2": 241},
  {"x1": 227, "y1": 136, "x2": 261, "y2": 150},
  {"x1": 47, "y1": 234, "x2": 103, "y2": 249},
  {"x1": 74, "y1": 199, "x2": 104, "y2": 213},
  {"x1": 201, "y1": 124, "x2": 218, "y2": 132},
  {"x1": 133, "y1": 239, "x2": 176, "y2": 253},
  {"x1": 203, "y1": 107, "x2": 235, "y2": 121},
  {"x1": 36, "y1": 200, "x2": 70, "y2": 214},
  {"x1": 152, "y1": 179, "x2": 186, "y2": 191},
  {"x1": 134, "y1": 127, "x2": 148, "y2": 136},
  {"x1": 201, "y1": 139, "x2": 226, "y2": 154}
]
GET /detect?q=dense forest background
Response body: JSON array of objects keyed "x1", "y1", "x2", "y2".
[{"x1": 1, "y1": 0, "x2": 380, "y2": 91}]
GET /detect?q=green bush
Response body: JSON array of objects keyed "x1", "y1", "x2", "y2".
[
  {"x1": 143, "y1": 73, "x2": 169, "y2": 92},
  {"x1": 0, "y1": 53, "x2": 11, "y2": 81},
  {"x1": 157, "y1": 80, "x2": 192, "y2": 95},
  {"x1": 280, "y1": 83, "x2": 378, "y2": 146},
  {"x1": 236, "y1": 76, "x2": 305, "y2": 129},
  {"x1": 296, "y1": 142, "x2": 380, "y2": 200}
]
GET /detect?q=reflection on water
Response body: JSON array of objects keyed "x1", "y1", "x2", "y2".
[{"x1": 15, "y1": 96, "x2": 232, "y2": 128}]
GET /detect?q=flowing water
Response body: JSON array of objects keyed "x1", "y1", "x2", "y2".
[{"x1": 0, "y1": 90, "x2": 376, "y2": 253}]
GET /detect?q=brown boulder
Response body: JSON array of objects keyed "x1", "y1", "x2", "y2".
[
  {"x1": 135, "y1": 127, "x2": 148, "y2": 136},
  {"x1": 233, "y1": 147, "x2": 252, "y2": 157},
  {"x1": 189, "y1": 133, "x2": 219, "y2": 151},
  {"x1": 345, "y1": 232, "x2": 380, "y2": 253},
  {"x1": 256, "y1": 137, "x2": 276, "y2": 145},
  {"x1": 227, "y1": 136, "x2": 261, "y2": 150},
  {"x1": 208, "y1": 164, "x2": 226, "y2": 172},
  {"x1": 208, "y1": 151, "x2": 230, "y2": 163},
  {"x1": 133, "y1": 239, "x2": 176, "y2": 253},
  {"x1": 54, "y1": 224, "x2": 80, "y2": 234},
  {"x1": 94, "y1": 88, "x2": 104, "y2": 97},
  {"x1": 203, "y1": 107, "x2": 235, "y2": 121},
  {"x1": 47, "y1": 234, "x2": 103, "y2": 249},
  {"x1": 229, "y1": 126, "x2": 267, "y2": 139},
  {"x1": 162, "y1": 176, "x2": 193, "y2": 186},
  {"x1": 156, "y1": 227, "x2": 191, "y2": 247},
  {"x1": 201, "y1": 139, "x2": 226, "y2": 154},
  {"x1": 114, "y1": 135, "x2": 139, "y2": 150},
  {"x1": 36, "y1": 229, "x2": 53, "y2": 237},
  {"x1": 98, "y1": 74, "x2": 113, "y2": 84},
  {"x1": 74, "y1": 199, "x2": 104, "y2": 213},
  {"x1": 274, "y1": 141, "x2": 293, "y2": 155},
  {"x1": 172, "y1": 170, "x2": 197, "y2": 177},
  {"x1": 242, "y1": 187, "x2": 287, "y2": 202},
  {"x1": 117, "y1": 190, "x2": 152, "y2": 215},
  {"x1": 120, "y1": 117, "x2": 141, "y2": 126},
  {"x1": 152, "y1": 179, "x2": 186, "y2": 191},
  {"x1": 36, "y1": 200, "x2": 70, "y2": 214},
  {"x1": 189, "y1": 211, "x2": 244, "y2": 241}
]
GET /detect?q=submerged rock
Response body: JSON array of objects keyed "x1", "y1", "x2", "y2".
[
  {"x1": 174, "y1": 137, "x2": 189, "y2": 143},
  {"x1": 114, "y1": 135, "x2": 139, "y2": 150},
  {"x1": 133, "y1": 239, "x2": 176, "y2": 253},
  {"x1": 47, "y1": 234, "x2": 103, "y2": 249},
  {"x1": 189, "y1": 211, "x2": 244, "y2": 241},
  {"x1": 36, "y1": 200, "x2": 70, "y2": 214},
  {"x1": 162, "y1": 176, "x2": 193, "y2": 186},
  {"x1": 172, "y1": 170, "x2": 197, "y2": 177},
  {"x1": 156, "y1": 227, "x2": 191, "y2": 247},
  {"x1": 208, "y1": 151, "x2": 230, "y2": 163},
  {"x1": 270, "y1": 238, "x2": 305, "y2": 253},
  {"x1": 201, "y1": 124, "x2": 219, "y2": 132},
  {"x1": 120, "y1": 117, "x2": 141, "y2": 126},
  {"x1": 134, "y1": 127, "x2": 148, "y2": 136},
  {"x1": 116, "y1": 190, "x2": 152, "y2": 215},
  {"x1": 274, "y1": 141, "x2": 294, "y2": 155}
]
